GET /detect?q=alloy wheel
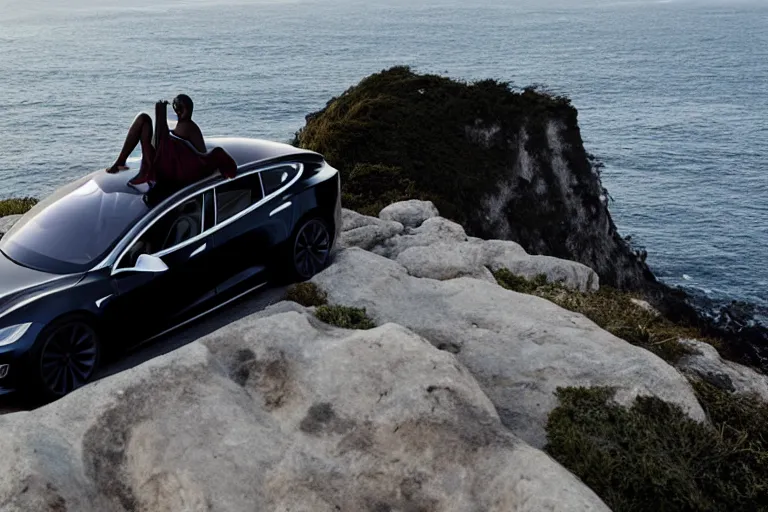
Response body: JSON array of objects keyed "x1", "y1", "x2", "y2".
[
  {"x1": 293, "y1": 219, "x2": 331, "y2": 279},
  {"x1": 39, "y1": 321, "x2": 99, "y2": 397}
]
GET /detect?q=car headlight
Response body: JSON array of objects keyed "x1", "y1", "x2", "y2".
[{"x1": 0, "y1": 323, "x2": 33, "y2": 347}]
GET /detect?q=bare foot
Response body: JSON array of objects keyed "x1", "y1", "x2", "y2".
[
  {"x1": 106, "y1": 163, "x2": 129, "y2": 174},
  {"x1": 128, "y1": 172, "x2": 149, "y2": 185}
]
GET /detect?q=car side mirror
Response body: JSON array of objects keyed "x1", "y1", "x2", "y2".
[{"x1": 133, "y1": 254, "x2": 169, "y2": 273}]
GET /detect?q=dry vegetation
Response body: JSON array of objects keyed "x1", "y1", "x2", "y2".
[
  {"x1": 286, "y1": 282, "x2": 375, "y2": 330},
  {"x1": 0, "y1": 197, "x2": 37, "y2": 217}
]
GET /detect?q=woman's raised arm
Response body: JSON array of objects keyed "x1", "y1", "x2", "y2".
[{"x1": 152, "y1": 100, "x2": 170, "y2": 146}]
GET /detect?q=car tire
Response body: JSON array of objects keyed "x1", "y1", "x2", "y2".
[
  {"x1": 286, "y1": 217, "x2": 333, "y2": 281},
  {"x1": 30, "y1": 315, "x2": 102, "y2": 401}
]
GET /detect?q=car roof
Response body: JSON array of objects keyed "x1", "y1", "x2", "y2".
[
  {"x1": 204, "y1": 137, "x2": 321, "y2": 167},
  {"x1": 1, "y1": 138, "x2": 324, "y2": 273},
  {"x1": 89, "y1": 137, "x2": 322, "y2": 214}
]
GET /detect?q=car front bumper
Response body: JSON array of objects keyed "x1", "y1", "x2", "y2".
[{"x1": 0, "y1": 322, "x2": 44, "y2": 394}]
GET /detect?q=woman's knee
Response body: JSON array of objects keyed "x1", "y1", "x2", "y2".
[{"x1": 133, "y1": 112, "x2": 152, "y2": 125}]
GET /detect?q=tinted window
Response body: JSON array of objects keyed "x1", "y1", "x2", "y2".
[
  {"x1": 216, "y1": 173, "x2": 264, "y2": 223},
  {"x1": 0, "y1": 173, "x2": 150, "y2": 274},
  {"x1": 261, "y1": 165, "x2": 300, "y2": 196},
  {"x1": 118, "y1": 195, "x2": 204, "y2": 269},
  {"x1": 203, "y1": 190, "x2": 215, "y2": 231}
]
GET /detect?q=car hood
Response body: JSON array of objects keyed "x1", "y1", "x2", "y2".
[{"x1": 0, "y1": 250, "x2": 84, "y2": 317}]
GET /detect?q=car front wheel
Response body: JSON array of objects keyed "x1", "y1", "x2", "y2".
[
  {"x1": 291, "y1": 218, "x2": 332, "y2": 280},
  {"x1": 33, "y1": 316, "x2": 101, "y2": 399}
]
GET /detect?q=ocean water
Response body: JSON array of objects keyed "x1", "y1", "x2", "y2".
[{"x1": 0, "y1": 0, "x2": 766, "y2": 311}]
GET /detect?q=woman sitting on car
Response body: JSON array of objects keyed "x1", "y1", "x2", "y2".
[{"x1": 106, "y1": 94, "x2": 236, "y2": 188}]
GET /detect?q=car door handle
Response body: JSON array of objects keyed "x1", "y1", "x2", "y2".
[
  {"x1": 190, "y1": 243, "x2": 207, "y2": 258},
  {"x1": 270, "y1": 201, "x2": 292, "y2": 217}
]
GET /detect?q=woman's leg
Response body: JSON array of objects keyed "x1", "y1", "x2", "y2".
[{"x1": 106, "y1": 113, "x2": 155, "y2": 173}]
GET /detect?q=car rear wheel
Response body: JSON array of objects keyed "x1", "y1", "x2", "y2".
[
  {"x1": 33, "y1": 316, "x2": 101, "y2": 399},
  {"x1": 291, "y1": 218, "x2": 332, "y2": 280}
]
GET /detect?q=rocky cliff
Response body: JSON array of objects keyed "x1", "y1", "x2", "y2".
[
  {"x1": 293, "y1": 66, "x2": 768, "y2": 371},
  {"x1": 294, "y1": 66, "x2": 655, "y2": 290},
  {"x1": 3, "y1": 200, "x2": 768, "y2": 511}
]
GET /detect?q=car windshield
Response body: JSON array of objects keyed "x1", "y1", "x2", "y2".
[{"x1": 0, "y1": 171, "x2": 151, "y2": 274}]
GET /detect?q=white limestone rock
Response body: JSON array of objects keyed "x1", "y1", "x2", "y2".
[
  {"x1": 312, "y1": 248, "x2": 706, "y2": 447},
  {"x1": 630, "y1": 298, "x2": 661, "y2": 317},
  {"x1": 371, "y1": 217, "x2": 470, "y2": 259},
  {"x1": 339, "y1": 208, "x2": 404, "y2": 251},
  {"x1": 0, "y1": 309, "x2": 609, "y2": 512},
  {"x1": 395, "y1": 242, "x2": 497, "y2": 283},
  {"x1": 678, "y1": 338, "x2": 768, "y2": 401},
  {"x1": 395, "y1": 239, "x2": 598, "y2": 292},
  {"x1": 378, "y1": 199, "x2": 439, "y2": 228},
  {"x1": 342, "y1": 204, "x2": 599, "y2": 291}
]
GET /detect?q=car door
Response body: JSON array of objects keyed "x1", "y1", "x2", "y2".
[
  {"x1": 102, "y1": 192, "x2": 219, "y2": 344},
  {"x1": 210, "y1": 164, "x2": 298, "y2": 298},
  {"x1": 259, "y1": 163, "x2": 299, "y2": 247}
]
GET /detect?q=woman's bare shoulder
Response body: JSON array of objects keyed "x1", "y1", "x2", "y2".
[{"x1": 173, "y1": 121, "x2": 206, "y2": 152}]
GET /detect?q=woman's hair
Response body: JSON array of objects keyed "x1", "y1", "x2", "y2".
[{"x1": 174, "y1": 94, "x2": 194, "y2": 115}]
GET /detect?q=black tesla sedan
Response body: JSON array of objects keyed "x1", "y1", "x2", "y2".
[{"x1": 0, "y1": 138, "x2": 341, "y2": 399}]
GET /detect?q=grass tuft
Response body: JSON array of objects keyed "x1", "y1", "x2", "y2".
[
  {"x1": 285, "y1": 283, "x2": 375, "y2": 330},
  {"x1": 493, "y1": 269, "x2": 717, "y2": 363},
  {"x1": 286, "y1": 282, "x2": 328, "y2": 307},
  {"x1": 0, "y1": 197, "x2": 37, "y2": 217},
  {"x1": 493, "y1": 271, "x2": 550, "y2": 294},
  {"x1": 315, "y1": 305, "x2": 376, "y2": 330},
  {"x1": 546, "y1": 384, "x2": 768, "y2": 511}
]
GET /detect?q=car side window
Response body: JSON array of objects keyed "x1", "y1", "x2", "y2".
[
  {"x1": 117, "y1": 195, "x2": 204, "y2": 269},
  {"x1": 261, "y1": 165, "x2": 300, "y2": 196},
  {"x1": 202, "y1": 190, "x2": 215, "y2": 231},
  {"x1": 215, "y1": 173, "x2": 264, "y2": 223}
]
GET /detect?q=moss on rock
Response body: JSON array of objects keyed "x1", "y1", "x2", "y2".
[
  {"x1": 545, "y1": 384, "x2": 768, "y2": 511},
  {"x1": 0, "y1": 197, "x2": 37, "y2": 217},
  {"x1": 493, "y1": 270, "x2": 551, "y2": 295},
  {"x1": 286, "y1": 283, "x2": 374, "y2": 329},
  {"x1": 315, "y1": 305, "x2": 376, "y2": 330},
  {"x1": 286, "y1": 282, "x2": 328, "y2": 308}
]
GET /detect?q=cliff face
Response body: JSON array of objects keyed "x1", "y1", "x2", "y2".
[{"x1": 295, "y1": 66, "x2": 655, "y2": 289}]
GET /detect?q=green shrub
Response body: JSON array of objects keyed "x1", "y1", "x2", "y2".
[
  {"x1": 294, "y1": 66, "x2": 576, "y2": 227},
  {"x1": 342, "y1": 163, "x2": 419, "y2": 217},
  {"x1": 493, "y1": 269, "x2": 711, "y2": 363},
  {"x1": 493, "y1": 270, "x2": 549, "y2": 294},
  {"x1": 286, "y1": 282, "x2": 328, "y2": 307},
  {"x1": 315, "y1": 305, "x2": 376, "y2": 330},
  {"x1": 0, "y1": 197, "x2": 37, "y2": 217},
  {"x1": 545, "y1": 385, "x2": 768, "y2": 511}
]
